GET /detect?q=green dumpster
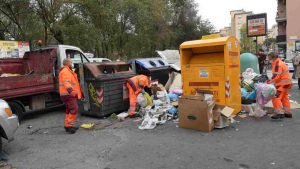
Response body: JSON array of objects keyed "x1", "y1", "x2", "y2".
[{"x1": 240, "y1": 53, "x2": 260, "y2": 74}]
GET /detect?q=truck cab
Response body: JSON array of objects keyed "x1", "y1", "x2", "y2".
[{"x1": 36, "y1": 45, "x2": 89, "y2": 69}]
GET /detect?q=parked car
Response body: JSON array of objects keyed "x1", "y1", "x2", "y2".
[
  {"x1": 89, "y1": 58, "x2": 112, "y2": 63},
  {"x1": 0, "y1": 99, "x2": 19, "y2": 152},
  {"x1": 285, "y1": 60, "x2": 294, "y2": 72}
]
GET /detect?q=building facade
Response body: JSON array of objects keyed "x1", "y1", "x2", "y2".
[
  {"x1": 230, "y1": 9, "x2": 253, "y2": 41},
  {"x1": 219, "y1": 27, "x2": 232, "y2": 37},
  {"x1": 276, "y1": 0, "x2": 300, "y2": 59}
]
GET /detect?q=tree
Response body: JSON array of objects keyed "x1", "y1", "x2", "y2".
[
  {"x1": 0, "y1": 0, "x2": 215, "y2": 59},
  {"x1": 240, "y1": 24, "x2": 256, "y2": 53},
  {"x1": 168, "y1": 0, "x2": 215, "y2": 48},
  {"x1": 0, "y1": 0, "x2": 43, "y2": 41}
]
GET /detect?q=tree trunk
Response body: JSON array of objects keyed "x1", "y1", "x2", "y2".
[{"x1": 44, "y1": 25, "x2": 48, "y2": 45}]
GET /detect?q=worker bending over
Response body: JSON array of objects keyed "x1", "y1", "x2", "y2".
[
  {"x1": 126, "y1": 74, "x2": 150, "y2": 117},
  {"x1": 59, "y1": 58, "x2": 83, "y2": 133},
  {"x1": 268, "y1": 52, "x2": 293, "y2": 119}
]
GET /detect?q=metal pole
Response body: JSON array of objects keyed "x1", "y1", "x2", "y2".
[{"x1": 256, "y1": 36, "x2": 258, "y2": 54}]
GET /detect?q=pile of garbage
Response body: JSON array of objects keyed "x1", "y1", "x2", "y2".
[
  {"x1": 241, "y1": 68, "x2": 277, "y2": 117},
  {"x1": 137, "y1": 84, "x2": 182, "y2": 130}
]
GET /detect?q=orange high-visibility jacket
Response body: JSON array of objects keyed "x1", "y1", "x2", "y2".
[
  {"x1": 271, "y1": 58, "x2": 292, "y2": 87},
  {"x1": 59, "y1": 66, "x2": 83, "y2": 99},
  {"x1": 127, "y1": 75, "x2": 150, "y2": 95}
]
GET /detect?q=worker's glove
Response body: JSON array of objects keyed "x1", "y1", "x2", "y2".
[
  {"x1": 266, "y1": 80, "x2": 273, "y2": 84},
  {"x1": 70, "y1": 91, "x2": 78, "y2": 98}
]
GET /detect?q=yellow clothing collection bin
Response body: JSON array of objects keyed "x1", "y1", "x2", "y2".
[{"x1": 180, "y1": 36, "x2": 241, "y2": 114}]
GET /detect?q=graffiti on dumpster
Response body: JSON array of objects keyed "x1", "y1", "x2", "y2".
[{"x1": 88, "y1": 83, "x2": 103, "y2": 107}]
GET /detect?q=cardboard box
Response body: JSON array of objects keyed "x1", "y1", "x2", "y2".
[
  {"x1": 178, "y1": 96, "x2": 215, "y2": 132},
  {"x1": 213, "y1": 104, "x2": 230, "y2": 129}
]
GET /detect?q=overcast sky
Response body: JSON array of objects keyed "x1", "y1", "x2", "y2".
[{"x1": 196, "y1": 0, "x2": 277, "y2": 31}]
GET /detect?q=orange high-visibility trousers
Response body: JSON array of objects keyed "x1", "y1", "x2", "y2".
[
  {"x1": 61, "y1": 96, "x2": 78, "y2": 128},
  {"x1": 272, "y1": 87, "x2": 291, "y2": 114},
  {"x1": 127, "y1": 83, "x2": 138, "y2": 116}
]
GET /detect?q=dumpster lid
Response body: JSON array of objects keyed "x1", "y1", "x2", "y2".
[
  {"x1": 133, "y1": 58, "x2": 169, "y2": 69},
  {"x1": 170, "y1": 61, "x2": 181, "y2": 71},
  {"x1": 83, "y1": 62, "x2": 132, "y2": 77},
  {"x1": 155, "y1": 50, "x2": 180, "y2": 64},
  {"x1": 180, "y1": 36, "x2": 236, "y2": 49}
]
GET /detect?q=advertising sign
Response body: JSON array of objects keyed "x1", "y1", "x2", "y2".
[
  {"x1": 246, "y1": 13, "x2": 267, "y2": 37},
  {"x1": 0, "y1": 41, "x2": 30, "y2": 58}
]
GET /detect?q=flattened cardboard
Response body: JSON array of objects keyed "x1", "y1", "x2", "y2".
[
  {"x1": 179, "y1": 96, "x2": 214, "y2": 132},
  {"x1": 221, "y1": 106, "x2": 235, "y2": 118}
]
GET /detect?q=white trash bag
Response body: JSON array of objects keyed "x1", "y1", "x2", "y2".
[
  {"x1": 138, "y1": 112, "x2": 157, "y2": 130},
  {"x1": 137, "y1": 93, "x2": 148, "y2": 108},
  {"x1": 249, "y1": 103, "x2": 266, "y2": 117}
]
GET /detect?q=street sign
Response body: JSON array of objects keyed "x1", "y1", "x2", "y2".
[{"x1": 246, "y1": 13, "x2": 267, "y2": 37}]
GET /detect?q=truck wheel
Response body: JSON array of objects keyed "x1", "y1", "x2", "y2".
[{"x1": 8, "y1": 102, "x2": 24, "y2": 121}]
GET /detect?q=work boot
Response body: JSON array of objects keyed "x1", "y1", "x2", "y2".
[
  {"x1": 64, "y1": 126, "x2": 71, "y2": 132},
  {"x1": 271, "y1": 114, "x2": 284, "y2": 120},
  {"x1": 64, "y1": 126, "x2": 78, "y2": 134},
  {"x1": 284, "y1": 113, "x2": 293, "y2": 118},
  {"x1": 68, "y1": 127, "x2": 78, "y2": 134}
]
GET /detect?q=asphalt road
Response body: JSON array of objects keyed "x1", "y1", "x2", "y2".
[{"x1": 2, "y1": 85, "x2": 300, "y2": 169}]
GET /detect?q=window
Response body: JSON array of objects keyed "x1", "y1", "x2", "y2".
[{"x1": 65, "y1": 49, "x2": 89, "y2": 64}]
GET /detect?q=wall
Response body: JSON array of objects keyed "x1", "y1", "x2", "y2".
[{"x1": 286, "y1": 0, "x2": 300, "y2": 58}]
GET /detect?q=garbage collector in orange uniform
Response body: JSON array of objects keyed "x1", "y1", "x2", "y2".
[
  {"x1": 59, "y1": 58, "x2": 83, "y2": 133},
  {"x1": 268, "y1": 52, "x2": 293, "y2": 119},
  {"x1": 126, "y1": 74, "x2": 150, "y2": 117}
]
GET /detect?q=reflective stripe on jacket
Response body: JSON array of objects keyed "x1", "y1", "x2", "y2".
[
  {"x1": 127, "y1": 75, "x2": 150, "y2": 95},
  {"x1": 272, "y1": 58, "x2": 292, "y2": 87},
  {"x1": 59, "y1": 66, "x2": 83, "y2": 99}
]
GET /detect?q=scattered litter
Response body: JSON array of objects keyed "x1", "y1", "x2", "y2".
[
  {"x1": 173, "y1": 119, "x2": 179, "y2": 123},
  {"x1": 80, "y1": 123, "x2": 95, "y2": 129},
  {"x1": 117, "y1": 112, "x2": 129, "y2": 121},
  {"x1": 167, "y1": 93, "x2": 179, "y2": 101},
  {"x1": 238, "y1": 114, "x2": 247, "y2": 119},
  {"x1": 270, "y1": 162, "x2": 276, "y2": 165},
  {"x1": 221, "y1": 106, "x2": 235, "y2": 118},
  {"x1": 110, "y1": 113, "x2": 118, "y2": 120},
  {"x1": 27, "y1": 125, "x2": 33, "y2": 129},
  {"x1": 133, "y1": 117, "x2": 143, "y2": 122},
  {"x1": 171, "y1": 101, "x2": 178, "y2": 107},
  {"x1": 138, "y1": 112, "x2": 157, "y2": 130},
  {"x1": 249, "y1": 103, "x2": 266, "y2": 118}
]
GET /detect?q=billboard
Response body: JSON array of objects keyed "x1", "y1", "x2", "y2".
[
  {"x1": 0, "y1": 41, "x2": 30, "y2": 58},
  {"x1": 246, "y1": 13, "x2": 267, "y2": 37}
]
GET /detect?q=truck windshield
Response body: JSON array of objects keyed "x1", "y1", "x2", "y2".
[{"x1": 66, "y1": 49, "x2": 89, "y2": 64}]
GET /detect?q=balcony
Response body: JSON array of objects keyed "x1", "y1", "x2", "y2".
[
  {"x1": 276, "y1": 14, "x2": 287, "y2": 22},
  {"x1": 276, "y1": 35, "x2": 286, "y2": 44},
  {"x1": 276, "y1": 10, "x2": 287, "y2": 22},
  {"x1": 276, "y1": 0, "x2": 286, "y2": 22}
]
